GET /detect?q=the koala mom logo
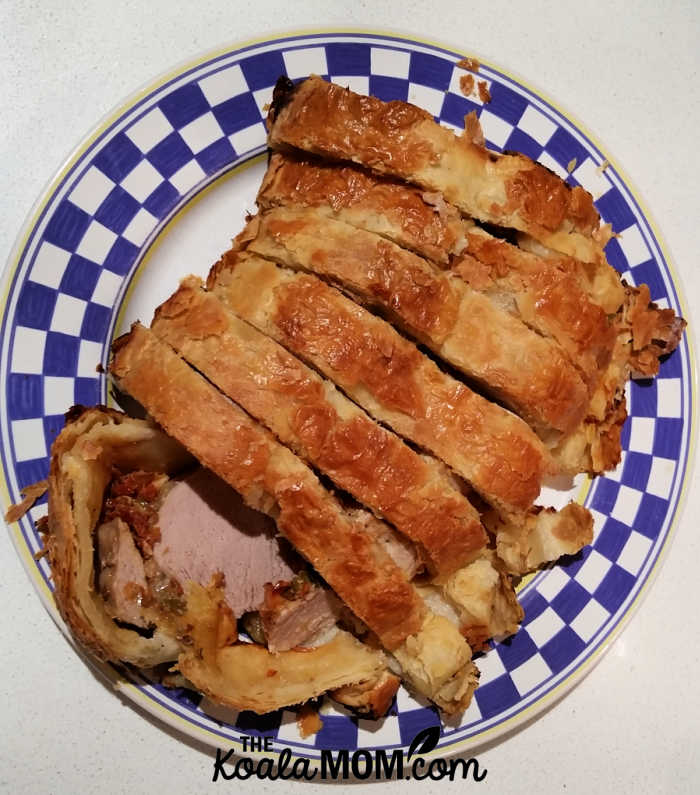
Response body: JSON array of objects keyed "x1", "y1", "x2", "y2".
[{"x1": 213, "y1": 726, "x2": 488, "y2": 782}]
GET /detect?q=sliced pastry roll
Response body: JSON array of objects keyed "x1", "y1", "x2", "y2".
[
  {"x1": 149, "y1": 276, "x2": 487, "y2": 577},
  {"x1": 258, "y1": 153, "x2": 615, "y2": 394},
  {"x1": 149, "y1": 275, "x2": 529, "y2": 655},
  {"x1": 110, "y1": 324, "x2": 479, "y2": 713}
]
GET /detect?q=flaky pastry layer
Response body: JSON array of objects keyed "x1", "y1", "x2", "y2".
[
  {"x1": 268, "y1": 76, "x2": 600, "y2": 260},
  {"x1": 150, "y1": 277, "x2": 486, "y2": 575},
  {"x1": 241, "y1": 207, "x2": 589, "y2": 435},
  {"x1": 110, "y1": 325, "x2": 478, "y2": 710},
  {"x1": 208, "y1": 252, "x2": 553, "y2": 516}
]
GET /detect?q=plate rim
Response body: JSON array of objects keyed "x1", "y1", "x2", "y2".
[{"x1": 1, "y1": 27, "x2": 696, "y2": 764}]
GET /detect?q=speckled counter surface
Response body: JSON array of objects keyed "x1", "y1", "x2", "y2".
[{"x1": 1, "y1": 2, "x2": 698, "y2": 793}]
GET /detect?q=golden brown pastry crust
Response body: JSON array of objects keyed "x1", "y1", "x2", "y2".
[
  {"x1": 483, "y1": 502, "x2": 594, "y2": 575},
  {"x1": 456, "y1": 228, "x2": 616, "y2": 390},
  {"x1": 150, "y1": 278, "x2": 486, "y2": 576},
  {"x1": 268, "y1": 76, "x2": 600, "y2": 259},
  {"x1": 393, "y1": 613, "x2": 479, "y2": 713},
  {"x1": 47, "y1": 408, "x2": 409, "y2": 716},
  {"x1": 242, "y1": 207, "x2": 589, "y2": 435},
  {"x1": 516, "y1": 232, "x2": 625, "y2": 315},
  {"x1": 209, "y1": 252, "x2": 553, "y2": 516},
  {"x1": 625, "y1": 283, "x2": 686, "y2": 377},
  {"x1": 330, "y1": 670, "x2": 400, "y2": 718},
  {"x1": 553, "y1": 283, "x2": 685, "y2": 475},
  {"x1": 258, "y1": 154, "x2": 618, "y2": 399},
  {"x1": 258, "y1": 152, "x2": 465, "y2": 264},
  {"x1": 110, "y1": 324, "x2": 425, "y2": 651}
]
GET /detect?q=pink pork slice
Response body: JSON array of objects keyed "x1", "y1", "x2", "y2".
[
  {"x1": 97, "y1": 517, "x2": 149, "y2": 628},
  {"x1": 153, "y1": 469, "x2": 296, "y2": 618},
  {"x1": 262, "y1": 587, "x2": 341, "y2": 653}
]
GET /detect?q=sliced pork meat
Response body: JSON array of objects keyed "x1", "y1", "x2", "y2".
[
  {"x1": 260, "y1": 578, "x2": 341, "y2": 652},
  {"x1": 97, "y1": 517, "x2": 149, "y2": 628},
  {"x1": 152, "y1": 468, "x2": 297, "y2": 618},
  {"x1": 349, "y1": 509, "x2": 420, "y2": 579}
]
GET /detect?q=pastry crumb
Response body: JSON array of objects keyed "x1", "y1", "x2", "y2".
[
  {"x1": 459, "y1": 74, "x2": 475, "y2": 97},
  {"x1": 464, "y1": 111, "x2": 485, "y2": 146},
  {"x1": 457, "y1": 57, "x2": 480, "y2": 72},
  {"x1": 297, "y1": 702, "x2": 323, "y2": 738},
  {"x1": 478, "y1": 80, "x2": 491, "y2": 103},
  {"x1": 4, "y1": 479, "x2": 48, "y2": 523}
]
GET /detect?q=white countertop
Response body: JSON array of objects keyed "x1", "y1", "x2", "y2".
[{"x1": 1, "y1": 2, "x2": 698, "y2": 793}]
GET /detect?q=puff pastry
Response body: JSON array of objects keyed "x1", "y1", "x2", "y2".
[
  {"x1": 178, "y1": 581, "x2": 398, "y2": 714},
  {"x1": 110, "y1": 324, "x2": 478, "y2": 711},
  {"x1": 240, "y1": 206, "x2": 589, "y2": 436},
  {"x1": 39, "y1": 74, "x2": 685, "y2": 724},
  {"x1": 148, "y1": 276, "x2": 530, "y2": 649},
  {"x1": 257, "y1": 152, "x2": 466, "y2": 265},
  {"x1": 111, "y1": 323, "x2": 425, "y2": 651},
  {"x1": 516, "y1": 233, "x2": 625, "y2": 315},
  {"x1": 258, "y1": 153, "x2": 615, "y2": 395},
  {"x1": 45, "y1": 407, "x2": 397, "y2": 715},
  {"x1": 46, "y1": 406, "x2": 190, "y2": 666},
  {"x1": 150, "y1": 276, "x2": 486, "y2": 576},
  {"x1": 267, "y1": 75, "x2": 601, "y2": 262},
  {"x1": 256, "y1": 151, "x2": 684, "y2": 474},
  {"x1": 418, "y1": 549, "x2": 524, "y2": 651},
  {"x1": 482, "y1": 503, "x2": 594, "y2": 575},
  {"x1": 208, "y1": 251, "x2": 553, "y2": 516},
  {"x1": 553, "y1": 282, "x2": 686, "y2": 473}
]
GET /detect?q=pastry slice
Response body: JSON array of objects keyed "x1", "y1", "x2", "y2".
[
  {"x1": 418, "y1": 549, "x2": 524, "y2": 651},
  {"x1": 110, "y1": 324, "x2": 478, "y2": 712},
  {"x1": 111, "y1": 324, "x2": 424, "y2": 650},
  {"x1": 454, "y1": 227, "x2": 616, "y2": 389},
  {"x1": 267, "y1": 75, "x2": 601, "y2": 262},
  {"x1": 257, "y1": 151, "x2": 466, "y2": 264},
  {"x1": 46, "y1": 407, "x2": 190, "y2": 666},
  {"x1": 208, "y1": 251, "x2": 552, "y2": 515},
  {"x1": 482, "y1": 503, "x2": 593, "y2": 575},
  {"x1": 150, "y1": 277, "x2": 486, "y2": 576},
  {"x1": 517, "y1": 233, "x2": 625, "y2": 315},
  {"x1": 240, "y1": 206, "x2": 589, "y2": 436},
  {"x1": 181, "y1": 587, "x2": 398, "y2": 715}
]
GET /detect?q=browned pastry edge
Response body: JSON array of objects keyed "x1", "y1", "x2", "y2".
[
  {"x1": 45, "y1": 406, "x2": 191, "y2": 666},
  {"x1": 257, "y1": 153, "x2": 617, "y2": 396},
  {"x1": 177, "y1": 580, "x2": 395, "y2": 714},
  {"x1": 110, "y1": 323, "x2": 427, "y2": 650},
  {"x1": 113, "y1": 327, "x2": 482, "y2": 711},
  {"x1": 43, "y1": 405, "x2": 411, "y2": 716},
  {"x1": 257, "y1": 151, "x2": 463, "y2": 264}
]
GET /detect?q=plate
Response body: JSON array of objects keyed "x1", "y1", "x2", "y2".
[{"x1": 0, "y1": 31, "x2": 693, "y2": 762}]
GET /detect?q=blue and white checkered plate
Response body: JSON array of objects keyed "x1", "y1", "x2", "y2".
[{"x1": 0, "y1": 32, "x2": 693, "y2": 761}]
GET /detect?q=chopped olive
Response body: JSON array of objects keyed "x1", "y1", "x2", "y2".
[{"x1": 240, "y1": 612, "x2": 267, "y2": 645}]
